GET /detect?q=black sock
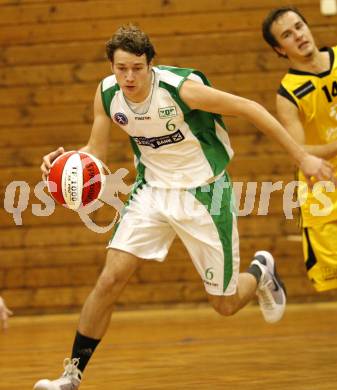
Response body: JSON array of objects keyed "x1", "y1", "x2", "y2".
[
  {"x1": 71, "y1": 331, "x2": 101, "y2": 373},
  {"x1": 246, "y1": 263, "x2": 262, "y2": 284}
]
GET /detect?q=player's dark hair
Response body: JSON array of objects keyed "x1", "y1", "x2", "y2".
[
  {"x1": 106, "y1": 24, "x2": 156, "y2": 64},
  {"x1": 262, "y1": 6, "x2": 308, "y2": 57}
]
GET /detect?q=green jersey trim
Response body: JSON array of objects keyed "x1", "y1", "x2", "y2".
[
  {"x1": 186, "y1": 109, "x2": 230, "y2": 175},
  {"x1": 159, "y1": 79, "x2": 230, "y2": 176},
  {"x1": 129, "y1": 136, "x2": 146, "y2": 182},
  {"x1": 101, "y1": 81, "x2": 120, "y2": 117},
  {"x1": 159, "y1": 80, "x2": 190, "y2": 114},
  {"x1": 108, "y1": 179, "x2": 147, "y2": 244},
  {"x1": 159, "y1": 65, "x2": 228, "y2": 128}
]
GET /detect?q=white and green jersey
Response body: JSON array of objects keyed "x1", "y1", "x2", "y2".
[{"x1": 101, "y1": 65, "x2": 233, "y2": 188}]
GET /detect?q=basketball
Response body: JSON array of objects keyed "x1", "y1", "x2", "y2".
[{"x1": 47, "y1": 151, "x2": 105, "y2": 210}]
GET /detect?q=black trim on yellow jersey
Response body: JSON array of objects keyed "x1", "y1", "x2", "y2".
[
  {"x1": 293, "y1": 80, "x2": 316, "y2": 99},
  {"x1": 277, "y1": 84, "x2": 298, "y2": 107},
  {"x1": 304, "y1": 228, "x2": 317, "y2": 271},
  {"x1": 288, "y1": 47, "x2": 334, "y2": 77}
]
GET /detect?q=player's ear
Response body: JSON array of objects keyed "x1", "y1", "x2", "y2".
[{"x1": 273, "y1": 45, "x2": 286, "y2": 57}]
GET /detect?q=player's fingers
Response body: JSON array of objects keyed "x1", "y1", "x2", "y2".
[
  {"x1": 321, "y1": 161, "x2": 333, "y2": 178},
  {"x1": 305, "y1": 176, "x2": 315, "y2": 190},
  {"x1": 42, "y1": 154, "x2": 52, "y2": 170},
  {"x1": 315, "y1": 170, "x2": 329, "y2": 182},
  {"x1": 323, "y1": 160, "x2": 333, "y2": 169},
  {"x1": 40, "y1": 162, "x2": 49, "y2": 182},
  {"x1": 41, "y1": 148, "x2": 62, "y2": 178},
  {"x1": 305, "y1": 161, "x2": 336, "y2": 188},
  {"x1": 317, "y1": 163, "x2": 334, "y2": 182},
  {"x1": 44, "y1": 146, "x2": 65, "y2": 169},
  {"x1": 330, "y1": 176, "x2": 337, "y2": 187},
  {"x1": 40, "y1": 161, "x2": 49, "y2": 174},
  {"x1": 50, "y1": 147, "x2": 64, "y2": 162},
  {"x1": 1, "y1": 312, "x2": 8, "y2": 330}
]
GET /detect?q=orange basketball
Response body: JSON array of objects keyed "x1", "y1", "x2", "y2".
[{"x1": 47, "y1": 151, "x2": 105, "y2": 210}]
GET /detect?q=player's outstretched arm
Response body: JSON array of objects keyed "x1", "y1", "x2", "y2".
[
  {"x1": 179, "y1": 80, "x2": 334, "y2": 182},
  {"x1": 0, "y1": 296, "x2": 13, "y2": 330},
  {"x1": 277, "y1": 94, "x2": 337, "y2": 160}
]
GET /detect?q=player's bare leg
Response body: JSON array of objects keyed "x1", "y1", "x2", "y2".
[
  {"x1": 208, "y1": 251, "x2": 286, "y2": 323},
  {"x1": 34, "y1": 249, "x2": 141, "y2": 390},
  {"x1": 78, "y1": 249, "x2": 140, "y2": 338},
  {"x1": 207, "y1": 272, "x2": 257, "y2": 316}
]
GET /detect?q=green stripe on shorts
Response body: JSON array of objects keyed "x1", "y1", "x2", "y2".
[
  {"x1": 189, "y1": 172, "x2": 235, "y2": 292},
  {"x1": 108, "y1": 178, "x2": 147, "y2": 245}
]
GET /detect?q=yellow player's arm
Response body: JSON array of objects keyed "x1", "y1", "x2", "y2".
[
  {"x1": 277, "y1": 93, "x2": 337, "y2": 159},
  {"x1": 80, "y1": 83, "x2": 113, "y2": 163}
]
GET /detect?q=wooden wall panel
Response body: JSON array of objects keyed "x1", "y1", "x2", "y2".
[{"x1": 1, "y1": 0, "x2": 337, "y2": 313}]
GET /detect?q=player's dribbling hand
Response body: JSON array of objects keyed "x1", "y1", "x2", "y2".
[
  {"x1": 300, "y1": 154, "x2": 336, "y2": 187},
  {"x1": 0, "y1": 297, "x2": 13, "y2": 331},
  {"x1": 41, "y1": 146, "x2": 65, "y2": 182}
]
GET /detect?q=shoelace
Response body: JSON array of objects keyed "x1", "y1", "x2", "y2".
[
  {"x1": 62, "y1": 358, "x2": 83, "y2": 382},
  {"x1": 257, "y1": 280, "x2": 276, "y2": 310}
]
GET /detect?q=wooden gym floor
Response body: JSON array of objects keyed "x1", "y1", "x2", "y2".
[{"x1": 1, "y1": 302, "x2": 336, "y2": 390}]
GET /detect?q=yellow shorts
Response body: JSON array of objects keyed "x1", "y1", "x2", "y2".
[{"x1": 302, "y1": 221, "x2": 337, "y2": 292}]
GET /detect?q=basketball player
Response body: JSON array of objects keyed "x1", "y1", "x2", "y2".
[
  {"x1": 0, "y1": 296, "x2": 12, "y2": 330},
  {"x1": 34, "y1": 25, "x2": 333, "y2": 390},
  {"x1": 262, "y1": 7, "x2": 337, "y2": 293}
]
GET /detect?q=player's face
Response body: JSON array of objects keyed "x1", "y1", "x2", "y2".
[
  {"x1": 271, "y1": 11, "x2": 316, "y2": 59},
  {"x1": 112, "y1": 49, "x2": 153, "y2": 102}
]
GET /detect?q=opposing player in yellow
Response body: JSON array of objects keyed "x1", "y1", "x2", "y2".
[{"x1": 262, "y1": 6, "x2": 337, "y2": 291}]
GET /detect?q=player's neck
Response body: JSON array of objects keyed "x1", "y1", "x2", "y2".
[{"x1": 289, "y1": 48, "x2": 330, "y2": 74}]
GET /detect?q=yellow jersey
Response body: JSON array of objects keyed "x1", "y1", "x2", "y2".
[{"x1": 279, "y1": 46, "x2": 337, "y2": 227}]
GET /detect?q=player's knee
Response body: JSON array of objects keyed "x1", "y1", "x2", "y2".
[
  {"x1": 216, "y1": 304, "x2": 237, "y2": 317},
  {"x1": 94, "y1": 272, "x2": 119, "y2": 297},
  {"x1": 210, "y1": 297, "x2": 239, "y2": 317}
]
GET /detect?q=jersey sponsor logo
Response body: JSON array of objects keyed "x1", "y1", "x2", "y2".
[
  {"x1": 293, "y1": 81, "x2": 316, "y2": 99},
  {"x1": 132, "y1": 129, "x2": 184, "y2": 149},
  {"x1": 135, "y1": 116, "x2": 151, "y2": 121},
  {"x1": 158, "y1": 106, "x2": 177, "y2": 119},
  {"x1": 114, "y1": 112, "x2": 128, "y2": 126}
]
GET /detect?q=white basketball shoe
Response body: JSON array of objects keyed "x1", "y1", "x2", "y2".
[
  {"x1": 34, "y1": 358, "x2": 82, "y2": 390},
  {"x1": 250, "y1": 250, "x2": 287, "y2": 323}
]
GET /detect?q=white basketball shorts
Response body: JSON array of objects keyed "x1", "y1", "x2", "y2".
[{"x1": 107, "y1": 173, "x2": 240, "y2": 296}]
